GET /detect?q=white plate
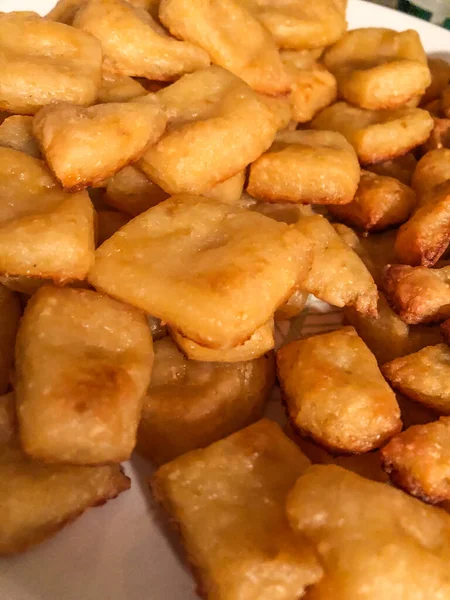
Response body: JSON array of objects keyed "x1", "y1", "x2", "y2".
[{"x1": 1, "y1": 2, "x2": 450, "y2": 599}]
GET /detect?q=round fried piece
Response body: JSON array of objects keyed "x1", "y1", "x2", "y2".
[{"x1": 137, "y1": 337, "x2": 275, "y2": 465}]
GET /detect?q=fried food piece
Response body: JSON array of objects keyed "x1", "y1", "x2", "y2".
[
  {"x1": 97, "y1": 72, "x2": 147, "y2": 103},
  {"x1": 0, "y1": 12, "x2": 101, "y2": 114},
  {"x1": 257, "y1": 94, "x2": 292, "y2": 131},
  {"x1": 275, "y1": 289, "x2": 309, "y2": 320},
  {"x1": 280, "y1": 50, "x2": 337, "y2": 123},
  {"x1": 382, "y1": 344, "x2": 450, "y2": 414},
  {"x1": 422, "y1": 58, "x2": 450, "y2": 105},
  {"x1": 277, "y1": 327, "x2": 401, "y2": 453},
  {"x1": 74, "y1": 0, "x2": 210, "y2": 81},
  {"x1": 0, "y1": 116, "x2": 40, "y2": 158},
  {"x1": 139, "y1": 68, "x2": 277, "y2": 195},
  {"x1": 151, "y1": 420, "x2": 323, "y2": 599},
  {"x1": 381, "y1": 418, "x2": 450, "y2": 503},
  {"x1": 104, "y1": 165, "x2": 168, "y2": 216},
  {"x1": 15, "y1": 286, "x2": 153, "y2": 465},
  {"x1": 33, "y1": 101, "x2": 167, "y2": 191},
  {"x1": 311, "y1": 102, "x2": 434, "y2": 164},
  {"x1": 411, "y1": 148, "x2": 450, "y2": 199},
  {"x1": 159, "y1": 0, "x2": 290, "y2": 95},
  {"x1": 345, "y1": 293, "x2": 443, "y2": 364},
  {"x1": 249, "y1": 0, "x2": 346, "y2": 50},
  {"x1": 334, "y1": 224, "x2": 397, "y2": 288},
  {"x1": 395, "y1": 180, "x2": 450, "y2": 266},
  {"x1": 383, "y1": 264, "x2": 450, "y2": 324},
  {"x1": 0, "y1": 286, "x2": 21, "y2": 395},
  {"x1": 203, "y1": 171, "x2": 246, "y2": 206},
  {"x1": 96, "y1": 210, "x2": 130, "y2": 246},
  {"x1": 287, "y1": 464, "x2": 450, "y2": 600},
  {"x1": 0, "y1": 442, "x2": 130, "y2": 555},
  {"x1": 422, "y1": 118, "x2": 450, "y2": 152},
  {"x1": 324, "y1": 28, "x2": 430, "y2": 110},
  {"x1": 295, "y1": 214, "x2": 378, "y2": 314},
  {"x1": 328, "y1": 170, "x2": 416, "y2": 232},
  {"x1": 366, "y1": 153, "x2": 417, "y2": 185},
  {"x1": 137, "y1": 339, "x2": 274, "y2": 464},
  {"x1": 170, "y1": 319, "x2": 274, "y2": 362},
  {"x1": 0, "y1": 148, "x2": 95, "y2": 282},
  {"x1": 89, "y1": 195, "x2": 312, "y2": 349},
  {"x1": 247, "y1": 130, "x2": 360, "y2": 205}
]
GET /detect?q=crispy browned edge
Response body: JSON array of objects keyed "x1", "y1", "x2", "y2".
[
  {"x1": 383, "y1": 265, "x2": 427, "y2": 325},
  {"x1": 1, "y1": 466, "x2": 131, "y2": 555},
  {"x1": 380, "y1": 445, "x2": 444, "y2": 504}
]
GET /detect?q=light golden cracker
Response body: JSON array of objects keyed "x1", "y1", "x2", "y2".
[
  {"x1": 275, "y1": 289, "x2": 309, "y2": 321},
  {"x1": 0, "y1": 148, "x2": 95, "y2": 282},
  {"x1": 74, "y1": 0, "x2": 210, "y2": 81},
  {"x1": 422, "y1": 117, "x2": 450, "y2": 152},
  {"x1": 366, "y1": 153, "x2": 417, "y2": 185},
  {"x1": 159, "y1": 0, "x2": 291, "y2": 95},
  {"x1": 97, "y1": 72, "x2": 147, "y2": 103},
  {"x1": 345, "y1": 292, "x2": 443, "y2": 364},
  {"x1": 15, "y1": 286, "x2": 153, "y2": 465},
  {"x1": 324, "y1": 28, "x2": 430, "y2": 110},
  {"x1": 247, "y1": 130, "x2": 360, "y2": 205},
  {"x1": 0, "y1": 12, "x2": 101, "y2": 114},
  {"x1": 411, "y1": 148, "x2": 450, "y2": 199},
  {"x1": 287, "y1": 464, "x2": 450, "y2": 600},
  {"x1": 281, "y1": 52, "x2": 337, "y2": 123},
  {"x1": 151, "y1": 420, "x2": 322, "y2": 599},
  {"x1": 311, "y1": 102, "x2": 434, "y2": 164},
  {"x1": 333, "y1": 224, "x2": 397, "y2": 288},
  {"x1": 33, "y1": 101, "x2": 167, "y2": 191},
  {"x1": 170, "y1": 320, "x2": 274, "y2": 362},
  {"x1": 0, "y1": 442, "x2": 130, "y2": 555},
  {"x1": 89, "y1": 195, "x2": 312, "y2": 349},
  {"x1": 381, "y1": 418, "x2": 450, "y2": 503},
  {"x1": 422, "y1": 58, "x2": 450, "y2": 104},
  {"x1": 137, "y1": 338, "x2": 274, "y2": 464},
  {"x1": 96, "y1": 210, "x2": 130, "y2": 246},
  {"x1": 249, "y1": 0, "x2": 346, "y2": 50},
  {"x1": 0, "y1": 116, "x2": 40, "y2": 158},
  {"x1": 383, "y1": 264, "x2": 450, "y2": 324},
  {"x1": 295, "y1": 214, "x2": 378, "y2": 314},
  {"x1": 139, "y1": 68, "x2": 277, "y2": 195},
  {"x1": 395, "y1": 180, "x2": 450, "y2": 266},
  {"x1": 0, "y1": 286, "x2": 21, "y2": 396},
  {"x1": 105, "y1": 165, "x2": 169, "y2": 216},
  {"x1": 277, "y1": 327, "x2": 401, "y2": 453},
  {"x1": 328, "y1": 169, "x2": 416, "y2": 231},
  {"x1": 382, "y1": 344, "x2": 450, "y2": 415}
]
